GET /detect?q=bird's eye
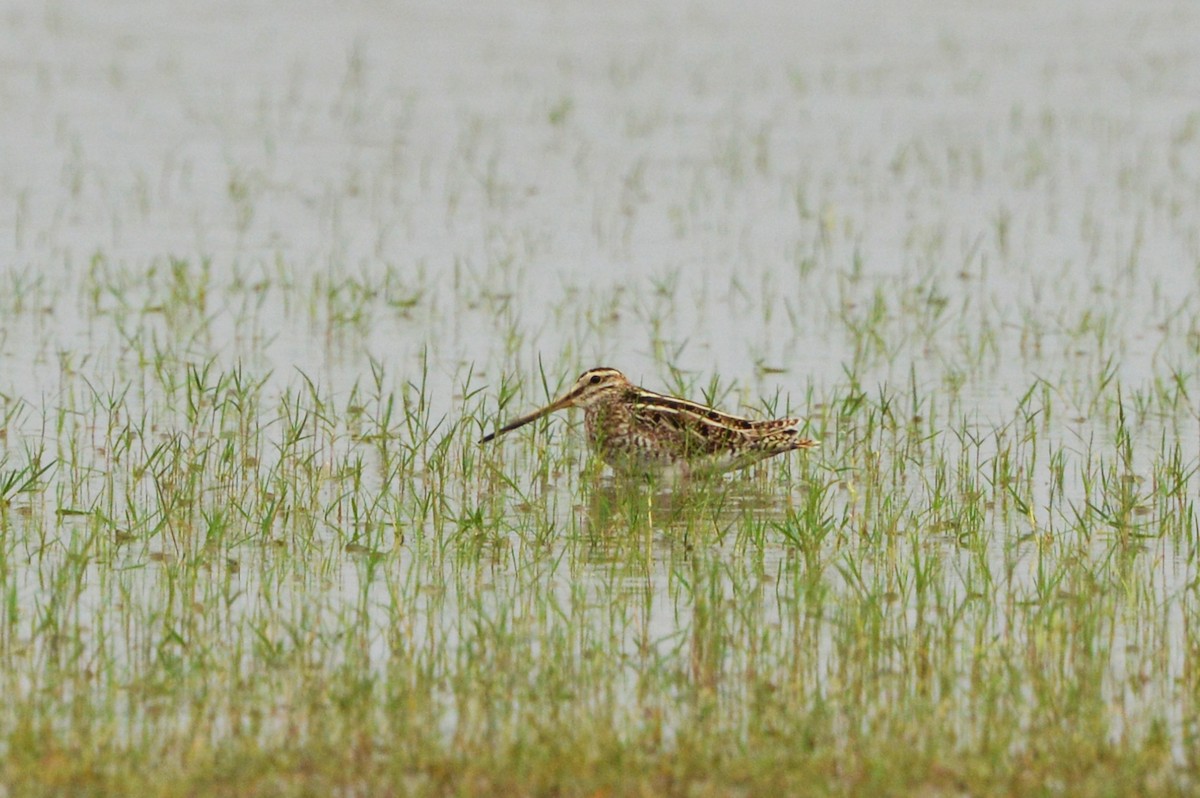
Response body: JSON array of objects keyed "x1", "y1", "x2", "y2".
[{"x1": 589, "y1": 375, "x2": 601, "y2": 385}]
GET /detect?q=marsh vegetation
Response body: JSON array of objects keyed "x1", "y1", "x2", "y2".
[{"x1": 2, "y1": 0, "x2": 1200, "y2": 794}]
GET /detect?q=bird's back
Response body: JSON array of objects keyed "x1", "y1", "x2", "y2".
[{"x1": 586, "y1": 390, "x2": 816, "y2": 475}]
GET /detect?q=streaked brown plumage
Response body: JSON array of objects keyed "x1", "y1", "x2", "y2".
[{"x1": 480, "y1": 367, "x2": 818, "y2": 476}]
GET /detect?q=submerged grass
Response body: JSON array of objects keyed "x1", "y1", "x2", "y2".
[{"x1": 1, "y1": 318, "x2": 1198, "y2": 794}]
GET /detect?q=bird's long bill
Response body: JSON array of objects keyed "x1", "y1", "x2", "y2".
[{"x1": 479, "y1": 394, "x2": 574, "y2": 443}]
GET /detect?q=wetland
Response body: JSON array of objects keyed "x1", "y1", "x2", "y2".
[{"x1": 2, "y1": 0, "x2": 1200, "y2": 793}]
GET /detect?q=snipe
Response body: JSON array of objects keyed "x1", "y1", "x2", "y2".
[{"x1": 480, "y1": 367, "x2": 818, "y2": 477}]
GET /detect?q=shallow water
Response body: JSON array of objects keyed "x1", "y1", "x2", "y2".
[{"x1": 3, "y1": 0, "x2": 1200, "y2": 769}]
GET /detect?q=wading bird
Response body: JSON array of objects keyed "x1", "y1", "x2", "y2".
[{"x1": 481, "y1": 367, "x2": 818, "y2": 477}]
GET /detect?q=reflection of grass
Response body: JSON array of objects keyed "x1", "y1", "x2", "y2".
[
  {"x1": 8, "y1": 258, "x2": 1199, "y2": 793},
  {"x1": 2, "y1": 330, "x2": 1196, "y2": 793}
]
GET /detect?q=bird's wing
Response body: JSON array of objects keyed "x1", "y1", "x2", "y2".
[{"x1": 629, "y1": 401, "x2": 755, "y2": 456}]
